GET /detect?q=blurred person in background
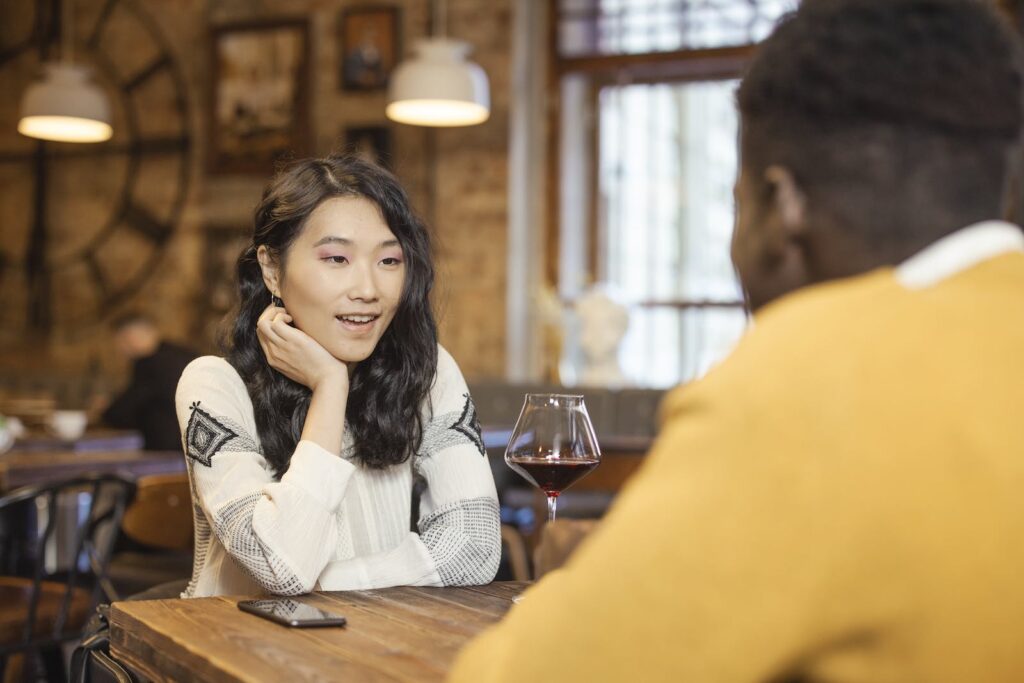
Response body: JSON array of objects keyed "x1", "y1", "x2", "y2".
[
  {"x1": 450, "y1": 0, "x2": 1024, "y2": 680},
  {"x1": 99, "y1": 312, "x2": 197, "y2": 451}
]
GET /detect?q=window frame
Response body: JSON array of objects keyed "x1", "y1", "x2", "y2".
[{"x1": 544, "y1": 4, "x2": 756, "y2": 306}]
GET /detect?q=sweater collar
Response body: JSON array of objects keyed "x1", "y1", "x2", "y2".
[{"x1": 895, "y1": 220, "x2": 1024, "y2": 289}]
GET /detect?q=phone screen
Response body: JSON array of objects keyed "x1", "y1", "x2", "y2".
[{"x1": 237, "y1": 598, "x2": 347, "y2": 627}]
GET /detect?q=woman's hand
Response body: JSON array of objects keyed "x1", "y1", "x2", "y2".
[{"x1": 256, "y1": 304, "x2": 348, "y2": 392}]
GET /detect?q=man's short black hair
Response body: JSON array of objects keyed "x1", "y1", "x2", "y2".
[
  {"x1": 109, "y1": 311, "x2": 156, "y2": 332},
  {"x1": 737, "y1": 0, "x2": 1024, "y2": 254}
]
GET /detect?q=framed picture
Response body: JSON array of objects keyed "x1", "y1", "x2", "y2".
[
  {"x1": 339, "y1": 7, "x2": 400, "y2": 91},
  {"x1": 208, "y1": 19, "x2": 310, "y2": 174},
  {"x1": 343, "y1": 125, "x2": 393, "y2": 169}
]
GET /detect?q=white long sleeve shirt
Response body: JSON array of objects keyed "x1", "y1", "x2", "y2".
[{"x1": 175, "y1": 344, "x2": 500, "y2": 597}]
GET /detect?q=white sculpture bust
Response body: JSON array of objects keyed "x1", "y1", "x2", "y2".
[{"x1": 574, "y1": 285, "x2": 631, "y2": 388}]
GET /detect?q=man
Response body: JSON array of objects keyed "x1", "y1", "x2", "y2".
[
  {"x1": 100, "y1": 313, "x2": 197, "y2": 451},
  {"x1": 450, "y1": 0, "x2": 1024, "y2": 680}
]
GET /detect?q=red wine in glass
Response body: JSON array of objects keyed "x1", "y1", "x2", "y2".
[
  {"x1": 504, "y1": 394, "x2": 601, "y2": 521},
  {"x1": 506, "y1": 456, "x2": 599, "y2": 497}
]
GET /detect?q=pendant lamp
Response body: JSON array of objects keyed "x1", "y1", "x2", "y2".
[
  {"x1": 386, "y1": 1, "x2": 489, "y2": 127},
  {"x1": 18, "y1": 0, "x2": 112, "y2": 143}
]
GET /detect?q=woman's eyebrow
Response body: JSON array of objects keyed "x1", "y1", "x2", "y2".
[
  {"x1": 311, "y1": 236, "x2": 400, "y2": 248},
  {"x1": 312, "y1": 236, "x2": 352, "y2": 247}
]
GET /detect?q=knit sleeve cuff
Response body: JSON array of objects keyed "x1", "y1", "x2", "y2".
[
  {"x1": 318, "y1": 532, "x2": 442, "y2": 590},
  {"x1": 279, "y1": 440, "x2": 355, "y2": 511}
]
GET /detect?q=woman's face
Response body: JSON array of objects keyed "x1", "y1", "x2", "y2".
[{"x1": 268, "y1": 196, "x2": 406, "y2": 364}]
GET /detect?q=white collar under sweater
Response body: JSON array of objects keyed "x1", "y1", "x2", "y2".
[{"x1": 895, "y1": 220, "x2": 1024, "y2": 289}]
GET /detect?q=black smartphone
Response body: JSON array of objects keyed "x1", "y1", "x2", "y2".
[{"x1": 237, "y1": 598, "x2": 348, "y2": 628}]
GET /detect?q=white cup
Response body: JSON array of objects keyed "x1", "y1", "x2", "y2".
[
  {"x1": 50, "y1": 410, "x2": 88, "y2": 441},
  {"x1": 0, "y1": 425, "x2": 13, "y2": 454}
]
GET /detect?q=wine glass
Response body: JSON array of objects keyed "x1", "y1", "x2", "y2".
[{"x1": 505, "y1": 394, "x2": 601, "y2": 522}]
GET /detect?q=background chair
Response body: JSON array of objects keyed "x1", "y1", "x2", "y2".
[
  {"x1": 0, "y1": 473, "x2": 136, "y2": 683},
  {"x1": 499, "y1": 525, "x2": 530, "y2": 581},
  {"x1": 532, "y1": 519, "x2": 599, "y2": 580},
  {"x1": 106, "y1": 473, "x2": 193, "y2": 599}
]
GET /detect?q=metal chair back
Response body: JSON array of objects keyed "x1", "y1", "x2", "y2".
[{"x1": 0, "y1": 473, "x2": 137, "y2": 667}]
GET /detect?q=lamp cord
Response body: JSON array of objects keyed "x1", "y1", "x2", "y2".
[
  {"x1": 62, "y1": 0, "x2": 73, "y2": 63},
  {"x1": 434, "y1": 0, "x2": 447, "y2": 38}
]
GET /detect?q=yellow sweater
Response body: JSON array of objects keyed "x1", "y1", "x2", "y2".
[{"x1": 450, "y1": 253, "x2": 1024, "y2": 682}]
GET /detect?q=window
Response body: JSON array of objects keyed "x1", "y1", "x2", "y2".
[
  {"x1": 552, "y1": 0, "x2": 795, "y2": 388},
  {"x1": 558, "y1": 0, "x2": 794, "y2": 56}
]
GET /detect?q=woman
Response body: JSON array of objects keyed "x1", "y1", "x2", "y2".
[{"x1": 175, "y1": 156, "x2": 500, "y2": 597}]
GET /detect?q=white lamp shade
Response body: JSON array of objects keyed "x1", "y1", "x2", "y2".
[
  {"x1": 386, "y1": 38, "x2": 490, "y2": 127},
  {"x1": 18, "y1": 63, "x2": 113, "y2": 143}
]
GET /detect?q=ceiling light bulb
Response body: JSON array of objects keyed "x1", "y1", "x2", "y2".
[
  {"x1": 386, "y1": 38, "x2": 490, "y2": 127},
  {"x1": 18, "y1": 63, "x2": 113, "y2": 143}
]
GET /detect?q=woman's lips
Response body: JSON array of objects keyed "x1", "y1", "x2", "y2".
[{"x1": 336, "y1": 314, "x2": 379, "y2": 334}]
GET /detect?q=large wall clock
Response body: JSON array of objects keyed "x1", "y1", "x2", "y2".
[{"x1": 0, "y1": 0, "x2": 193, "y2": 343}]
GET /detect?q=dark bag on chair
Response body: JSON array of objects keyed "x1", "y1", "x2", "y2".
[
  {"x1": 70, "y1": 579, "x2": 189, "y2": 683},
  {"x1": 70, "y1": 605, "x2": 135, "y2": 683}
]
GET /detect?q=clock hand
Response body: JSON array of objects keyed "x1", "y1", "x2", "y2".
[
  {"x1": 23, "y1": 0, "x2": 60, "y2": 333},
  {"x1": 26, "y1": 140, "x2": 51, "y2": 332}
]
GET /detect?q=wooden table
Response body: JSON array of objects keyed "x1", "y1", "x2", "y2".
[
  {"x1": 11, "y1": 428, "x2": 144, "y2": 453},
  {"x1": 0, "y1": 449, "x2": 184, "y2": 490},
  {"x1": 110, "y1": 582, "x2": 528, "y2": 682}
]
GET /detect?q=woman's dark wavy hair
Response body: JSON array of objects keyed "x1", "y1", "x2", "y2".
[{"x1": 225, "y1": 155, "x2": 438, "y2": 477}]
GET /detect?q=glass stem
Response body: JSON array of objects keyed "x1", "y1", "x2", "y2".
[{"x1": 547, "y1": 494, "x2": 557, "y2": 522}]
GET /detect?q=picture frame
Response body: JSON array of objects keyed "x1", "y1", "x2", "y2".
[
  {"x1": 343, "y1": 125, "x2": 393, "y2": 169},
  {"x1": 338, "y1": 7, "x2": 400, "y2": 91},
  {"x1": 208, "y1": 19, "x2": 311, "y2": 175}
]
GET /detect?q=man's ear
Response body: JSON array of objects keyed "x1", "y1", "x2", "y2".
[
  {"x1": 256, "y1": 245, "x2": 281, "y2": 297},
  {"x1": 764, "y1": 165, "x2": 807, "y2": 237},
  {"x1": 746, "y1": 164, "x2": 812, "y2": 308}
]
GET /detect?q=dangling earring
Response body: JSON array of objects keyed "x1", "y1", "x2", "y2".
[{"x1": 271, "y1": 293, "x2": 284, "y2": 308}]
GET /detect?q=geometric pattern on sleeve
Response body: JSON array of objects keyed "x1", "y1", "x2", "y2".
[
  {"x1": 419, "y1": 496, "x2": 501, "y2": 586},
  {"x1": 451, "y1": 393, "x2": 486, "y2": 456},
  {"x1": 185, "y1": 401, "x2": 259, "y2": 467},
  {"x1": 417, "y1": 393, "x2": 486, "y2": 460}
]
